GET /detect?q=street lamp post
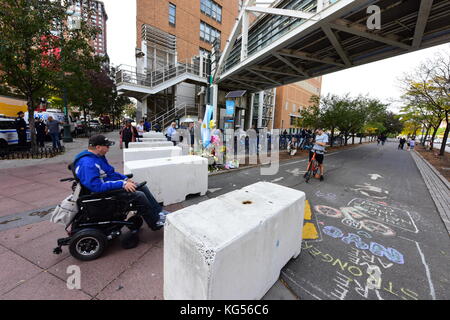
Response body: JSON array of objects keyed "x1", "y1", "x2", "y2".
[{"x1": 62, "y1": 74, "x2": 73, "y2": 143}]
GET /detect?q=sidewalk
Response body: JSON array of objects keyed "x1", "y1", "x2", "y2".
[{"x1": 411, "y1": 150, "x2": 450, "y2": 235}]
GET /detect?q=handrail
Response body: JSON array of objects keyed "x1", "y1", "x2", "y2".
[
  {"x1": 116, "y1": 57, "x2": 210, "y2": 89},
  {"x1": 152, "y1": 103, "x2": 199, "y2": 126}
]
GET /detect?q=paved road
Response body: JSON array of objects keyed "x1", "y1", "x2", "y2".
[{"x1": 192, "y1": 141, "x2": 450, "y2": 300}]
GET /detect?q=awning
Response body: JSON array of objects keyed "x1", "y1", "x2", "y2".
[{"x1": 225, "y1": 90, "x2": 247, "y2": 98}]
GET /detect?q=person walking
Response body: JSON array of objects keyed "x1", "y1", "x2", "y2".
[
  {"x1": 136, "y1": 120, "x2": 145, "y2": 142},
  {"x1": 398, "y1": 137, "x2": 406, "y2": 150},
  {"x1": 47, "y1": 116, "x2": 62, "y2": 150},
  {"x1": 144, "y1": 118, "x2": 151, "y2": 132},
  {"x1": 166, "y1": 122, "x2": 177, "y2": 146},
  {"x1": 120, "y1": 120, "x2": 136, "y2": 149},
  {"x1": 35, "y1": 117, "x2": 47, "y2": 148},
  {"x1": 381, "y1": 134, "x2": 387, "y2": 146},
  {"x1": 15, "y1": 111, "x2": 27, "y2": 147},
  {"x1": 188, "y1": 121, "x2": 195, "y2": 149},
  {"x1": 409, "y1": 137, "x2": 416, "y2": 151}
]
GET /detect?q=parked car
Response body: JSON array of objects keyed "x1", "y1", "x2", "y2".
[
  {"x1": 0, "y1": 117, "x2": 30, "y2": 148},
  {"x1": 89, "y1": 119, "x2": 101, "y2": 128}
]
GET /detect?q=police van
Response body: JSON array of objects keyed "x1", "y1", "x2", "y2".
[
  {"x1": 26, "y1": 109, "x2": 76, "y2": 135},
  {"x1": 0, "y1": 116, "x2": 31, "y2": 148}
]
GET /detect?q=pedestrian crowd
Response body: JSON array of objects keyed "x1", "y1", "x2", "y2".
[{"x1": 398, "y1": 136, "x2": 415, "y2": 151}]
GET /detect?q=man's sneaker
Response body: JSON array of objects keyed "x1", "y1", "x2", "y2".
[
  {"x1": 320, "y1": 175, "x2": 324, "y2": 181},
  {"x1": 160, "y1": 210, "x2": 171, "y2": 216},
  {"x1": 150, "y1": 219, "x2": 165, "y2": 231}
]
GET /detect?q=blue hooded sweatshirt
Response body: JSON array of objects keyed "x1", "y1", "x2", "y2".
[{"x1": 74, "y1": 150, "x2": 128, "y2": 193}]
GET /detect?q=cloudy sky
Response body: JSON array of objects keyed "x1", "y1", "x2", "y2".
[{"x1": 101, "y1": 0, "x2": 449, "y2": 112}]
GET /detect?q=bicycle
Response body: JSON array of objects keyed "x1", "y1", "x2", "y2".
[{"x1": 304, "y1": 150, "x2": 320, "y2": 183}]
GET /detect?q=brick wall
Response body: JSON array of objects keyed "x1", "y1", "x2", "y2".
[
  {"x1": 274, "y1": 77, "x2": 322, "y2": 130},
  {"x1": 137, "y1": 0, "x2": 240, "y2": 61}
]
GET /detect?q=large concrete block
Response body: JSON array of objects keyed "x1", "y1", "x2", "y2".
[
  {"x1": 143, "y1": 131, "x2": 165, "y2": 139},
  {"x1": 164, "y1": 182, "x2": 305, "y2": 300},
  {"x1": 124, "y1": 155, "x2": 208, "y2": 206},
  {"x1": 123, "y1": 146, "x2": 182, "y2": 163},
  {"x1": 129, "y1": 141, "x2": 174, "y2": 148}
]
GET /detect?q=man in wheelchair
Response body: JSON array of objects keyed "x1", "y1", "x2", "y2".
[
  {"x1": 75, "y1": 134, "x2": 167, "y2": 230},
  {"x1": 53, "y1": 134, "x2": 167, "y2": 261}
]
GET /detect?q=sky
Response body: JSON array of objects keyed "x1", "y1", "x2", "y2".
[{"x1": 101, "y1": 0, "x2": 449, "y2": 113}]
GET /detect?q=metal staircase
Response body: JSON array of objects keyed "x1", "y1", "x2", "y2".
[
  {"x1": 150, "y1": 103, "x2": 199, "y2": 129},
  {"x1": 116, "y1": 59, "x2": 209, "y2": 100}
]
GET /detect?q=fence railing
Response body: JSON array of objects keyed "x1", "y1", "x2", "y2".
[
  {"x1": 0, "y1": 146, "x2": 65, "y2": 160},
  {"x1": 152, "y1": 103, "x2": 199, "y2": 129},
  {"x1": 116, "y1": 59, "x2": 208, "y2": 89}
]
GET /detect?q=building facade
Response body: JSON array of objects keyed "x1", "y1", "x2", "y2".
[
  {"x1": 274, "y1": 78, "x2": 322, "y2": 133},
  {"x1": 134, "y1": 0, "x2": 241, "y2": 121},
  {"x1": 69, "y1": 0, "x2": 108, "y2": 56},
  {"x1": 136, "y1": 0, "x2": 239, "y2": 62}
]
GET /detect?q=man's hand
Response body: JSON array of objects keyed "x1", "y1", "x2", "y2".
[{"x1": 124, "y1": 180, "x2": 136, "y2": 192}]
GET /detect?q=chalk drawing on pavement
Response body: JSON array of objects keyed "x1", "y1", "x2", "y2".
[
  {"x1": 322, "y1": 225, "x2": 405, "y2": 264},
  {"x1": 314, "y1": 203, "x2": 396, "y2": 237},
  {"x1": 315, "y1": 190, "x2": 338, "y2": 202},
  {"x1": 348, "y1": 198, "x2": 419, "y2": 233},
  {"x1": 351, "y1": 183, "x2": 389, "y2": 199},
  {"x1": 301, "y1": 242, "x2": 420, "y2": 300}
]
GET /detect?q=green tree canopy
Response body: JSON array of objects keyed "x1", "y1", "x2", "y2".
[{"x1": 0, "y1": 0, "x2": 101, "y2": 148}]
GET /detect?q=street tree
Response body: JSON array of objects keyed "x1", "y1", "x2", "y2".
[
  {"x1": 0, "y1": 0, "x2": 100, "y2": 149},
  {"x1": 400, "y1": 49, "x2": 450, "y2": 155}
]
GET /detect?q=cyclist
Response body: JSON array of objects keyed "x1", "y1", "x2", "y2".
[{"x1": 305, "y1": 128, "x2": 328, "y2": 181}]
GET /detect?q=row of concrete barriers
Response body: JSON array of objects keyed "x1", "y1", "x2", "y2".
[
  {"x1": 124, "y1": 131, "x2": 208, "y2": 206},
  {"x1": 122, "y1": 131, "x2": 306, "y2": 299}
]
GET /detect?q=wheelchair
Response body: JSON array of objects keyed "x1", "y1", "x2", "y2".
[{"x1": 53, "y1": 164, "x2": 148, "y2": 261}]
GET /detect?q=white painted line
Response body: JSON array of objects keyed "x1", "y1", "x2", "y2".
[
  {"x1": 415, "y1": 241, "x2": 436, "y2": 300},
  {"x1": 280, "y1": 159, "x2": 307, "y2": 167},
  {"x1": 270, "y1": 177, "x2": 284, "y2": 183}
]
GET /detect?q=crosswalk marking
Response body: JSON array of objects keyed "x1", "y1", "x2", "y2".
[{"x1": 302, "y1": 200, "x2": 319, "y2": 240}]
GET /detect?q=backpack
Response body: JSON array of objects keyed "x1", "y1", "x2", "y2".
[{"x1": 50, "y1": 184, "x2": 81, "y2": 226}]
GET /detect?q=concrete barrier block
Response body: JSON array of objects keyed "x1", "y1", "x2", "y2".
[
  {"x1": 164, "y1": 182, "x2": 305, "y2": 300},
  {"x1": 143, "y1": 132, "x2": 165, "y2": 139},
  {"x1": 123, "y1": 146, "x2": 182, "y2": 163},
  {"x1": 124, "y1": 155, "x2": 208, "y2": 206},
  {"x1": 129, "y1": 141, "x2": 174, "y2": 148}
]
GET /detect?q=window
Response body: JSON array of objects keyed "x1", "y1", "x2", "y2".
[
  {"x1": 200, "y1": 0, "x2": 222, "y2": 23},
  {"x1": 169, "y1": 3, "x2": 176, "y2": 26},
  {"x1": 200, "y1": 21, "x2": 221, "y2": 44},
  {"x1": 200, "y1": 47, "x2": 211, "y2": 58},
  {"x1": 0, "y1": 120, "x2": 15, "y2": 130}
]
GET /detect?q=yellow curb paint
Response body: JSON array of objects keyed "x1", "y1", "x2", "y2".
[
  {"x1": 304, "y1": 200, "x2": 312, "y2": 220},
  {"x1": 303, "y1": 222, "x2": 319, "y2": 240}
]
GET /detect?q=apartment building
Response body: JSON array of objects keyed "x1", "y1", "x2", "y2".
[
  {"x1": 69, "y1": 0, "x2": 108, "y2": 56},
  {"x1": 133, "y1": 0, "x2": 240, "y2": 120},
  {"x1": 274, "y1": 78, "x2": 322, "y2": 133}
]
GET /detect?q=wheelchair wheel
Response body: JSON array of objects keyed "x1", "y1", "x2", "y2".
[
  {"x1": 127, "y1": 215, "x2": 143, "y2": 231},
  {"x1": 120, "y1": 230, "x2": 140, "y2": 249},
  {"x1": 69, "y1": 229, "x2": 107, "y2": 261}
]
